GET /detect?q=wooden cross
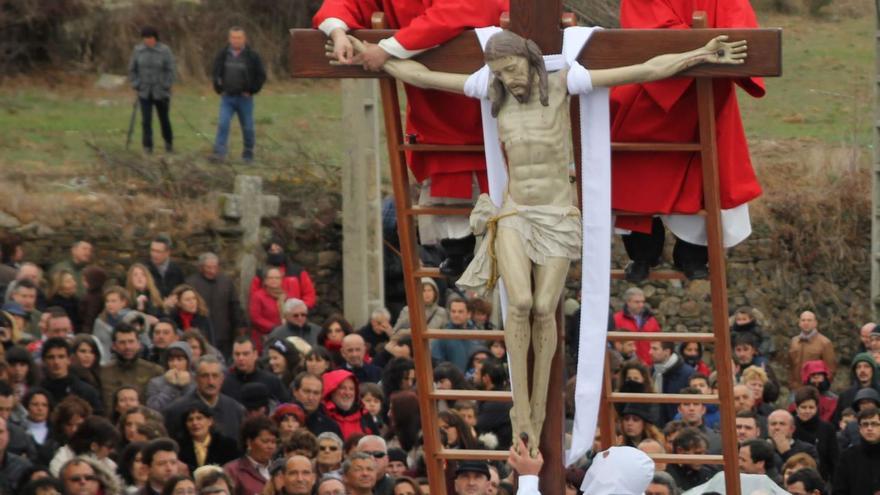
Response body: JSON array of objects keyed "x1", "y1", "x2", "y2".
[{"x1": 289, "y1": 2, "x2": 781, "y2": 493}]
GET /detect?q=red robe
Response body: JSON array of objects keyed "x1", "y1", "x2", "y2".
[
  {"x1": 313, "y1": 0, "x2": 509, "y2": 198},
  {"x1": 610, "y1": 0, "x2": 765, "y2": 233}
]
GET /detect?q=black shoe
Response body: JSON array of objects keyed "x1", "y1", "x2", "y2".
[
  {"x1": 624, "y1": 261, "x2": 652, "y2": 283},
  {"x1": 439, "y1": 235, "x2": 476, "y2": 278},
  {"x1": 675, "y1": 262, "x2": 709, "y2": 280},
  {"x1": 165, "y1": 143, "x2": 174, "y2": 153}
]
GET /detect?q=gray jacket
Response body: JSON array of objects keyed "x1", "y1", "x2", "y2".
[{"x1": 129, "y1": 42, "x2": 175, "y2": 99}]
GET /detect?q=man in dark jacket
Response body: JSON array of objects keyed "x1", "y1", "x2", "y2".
[
  {"x1": 834, "y1": 352, "x2": 880, "y2": 425},
  {"x1": 128, "y1": 26, "x2": 175, "y2": 153},
  {"x1": 164, "y1": 355, "x2": 245, "y2": 441},
  {"x1": 147, "y1": 235, "x2": 185, "y2": 298},
  {"x1": 211, "y1": 26, "x2": 266, "y2": 163},
  {"x1": 833, "y1": 407, "x2": 880, "y2": 495},
  {"x1": 222, "y1": 337, "x2": 291, "y2": 404},
  {"x1": 292, "y1": 372, "x2": 342, "y2": 437},
  {"x1": 650, "y1": 341, "x2": 695, "y2": 424},
  {"x1": 39, "y1": 338, "x2": 104, "y2": 414},
  {"x1": 186, "y1": 252, "x2": 245, "y2": 356},
  {"x1": 0, "y1": 417, "x2": 32, "y2": 494}
]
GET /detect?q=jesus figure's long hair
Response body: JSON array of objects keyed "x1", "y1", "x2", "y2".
[{"x1": 484, "y1": 30, "x2": 549, "y2": 117}]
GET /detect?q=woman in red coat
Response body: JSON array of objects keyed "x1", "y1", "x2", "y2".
[{"x1": 249, "y1": 267, "x2": 289, "y2": 351}]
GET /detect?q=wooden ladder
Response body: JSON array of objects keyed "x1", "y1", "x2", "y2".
[{"x1": 376, "y1": 11, "x2": 741, "y2": 495}]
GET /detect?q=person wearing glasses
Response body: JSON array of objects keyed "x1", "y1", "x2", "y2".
[
  {"x1": 315, "y1": 432, "x2": 344, "y2": 476},
  {"x1": 356, "y1": 435, "x2": 393, "y2": 495},
  {"x1": 833, "y1": 406, "x2": 880, "y2": 495},
  {"x1": 267, "y1": 299, "x2": 321, "y2": 350},
  {"x1": 59, "y1": 457, "x2": 105, "y2": 495}
]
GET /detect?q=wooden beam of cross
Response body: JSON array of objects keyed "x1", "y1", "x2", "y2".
[{"x1": 288, "y1": 1, "x2": 781, "y2": 494}]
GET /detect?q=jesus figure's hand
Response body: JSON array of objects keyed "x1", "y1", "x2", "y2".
[{"x1": 701, "y1": 35, "x2": 748, "y2": 65}]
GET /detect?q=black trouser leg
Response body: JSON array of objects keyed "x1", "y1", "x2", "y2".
[
  {"x1": 672, "y1": 237, "x2": 708, "y2": 268},
  {"x1": 155, "y1": 98, "x2": 173, "y2": 150},
  {"x1": 139, "y1": 97, "x2": 154, "y2": 151},
  {"x1": 622, "y1": 217, "x2": 665, "y2": 264}
]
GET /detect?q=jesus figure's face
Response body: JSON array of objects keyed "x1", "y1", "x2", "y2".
[{"x1": 488, "y1": 55, "x2": 531, "y2": 102}]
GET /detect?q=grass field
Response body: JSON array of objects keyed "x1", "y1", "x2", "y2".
[{"x1": 0, "y1": 6, "x2": 873, "y2": 177}]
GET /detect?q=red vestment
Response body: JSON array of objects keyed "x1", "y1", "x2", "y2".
[
  {"x1": 314, "y1": 0, "x2": 509, "y2": 198},
  {"x1": 610, "y1": 0, "x2": 765, "y2": 233}
]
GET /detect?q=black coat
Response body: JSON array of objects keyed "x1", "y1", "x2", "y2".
[
  {"x1": 177, "y1": 430, "x2": 241, "y2": 472},
  {"x1": 221, "y1": 367, "x2": 291, "y2": 404},
  {"x1": 794, "y1": 414, "x2": 838, "y2": 481},
  {"x1": 833, "y1": 440, "x2": 880, "y2": 495},
  {"x1": 212, "y1": 45, "x2": 266, "y2": 95},
  {"x1": 147, "y1": 260, "x2": 186, "y2": 298},
  {"x1": 47, "y1": 293, "x2": 81, "y2": 331},
  {"x1": 40, "y1": 373, "x2": 104, "y2": 416},
  {"x1": 173, "y1": 311, "x2": 216, "y2": 347},
  {"x1": 302, "y1": 403, "x2": 343, "y2": 437}
]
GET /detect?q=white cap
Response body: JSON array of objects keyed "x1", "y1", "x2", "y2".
[{"x1": 580, "y1": 446, "x2": 655, "y2": 494}]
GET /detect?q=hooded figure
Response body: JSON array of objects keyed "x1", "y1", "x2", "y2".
[
  {"x1": 795, "y1": 360, "x2": 838, "y2": 423},
  {"x1": 145, "y1": 341, "x2": 196, "y2": 411},
  {"x1": 580, "y1": 446, "x2": 655, "y2": 494},
  {"x1": 839, "y1": 387, "x2": 880, "y2": 450},
  {"x1": 321, "y1": 369, "x2": 379, "y2": 440},
  {"x1": 393, "y1": 278, "x2": 449, "y2": 331},
  {"x1": 833, "y1": 352, "x2": 880, "y2": 425}
]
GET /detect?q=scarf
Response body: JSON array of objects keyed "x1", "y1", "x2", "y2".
[
  {"x1": 179, "y1": 311, "x2": 195, "y2": 329},
  {"x1": 193, "y1": 434, "x2": 212, "y2": 466},
  {"x1": 653, "y1": 353, "x2": 680, "y2": 393}
]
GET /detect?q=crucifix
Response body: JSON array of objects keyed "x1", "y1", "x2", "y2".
[{"x1": 289, "y1": 2, "x2": 780, "y2": 494}]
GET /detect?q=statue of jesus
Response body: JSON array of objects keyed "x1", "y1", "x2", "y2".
[{"x1": 337, "y1": 30, "x2": 746, "y2": 455}]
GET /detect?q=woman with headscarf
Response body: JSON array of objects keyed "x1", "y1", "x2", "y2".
[{"x1": 393, "y1": 278, "x2": 448, "y2": 331}]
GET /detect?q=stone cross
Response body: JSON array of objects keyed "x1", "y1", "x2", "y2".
[{"x1": 222, "y1": 175, "x2": 281, "y2": 308}]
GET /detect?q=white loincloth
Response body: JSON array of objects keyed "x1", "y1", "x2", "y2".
[{"x1": 457, "y1": 194, "x2": 582, "y2": 296}]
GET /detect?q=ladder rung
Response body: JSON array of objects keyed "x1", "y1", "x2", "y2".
[
  {"x1": 424, "y1": 329, "x2": 506, "y2": 340},
  {"x1": 607, "y1": 331, "x2": 716, "y2": 342},
  {"x1": 414, "y1": 266, "x2": 443, "y2": 278},
  {"x1": 610, "y1": 269, "x2": 686, "y2": 280},
  {"x1": 612, "y1": 142, "x2": 702, "y2": 152},
  {"x1": 613, "y1": 209, "x2": 707, "y2": 217},
  {"x1": 406, "y1": 205, "x2": 472, "y2": 216},
  {"x1": 608, "y1": 392, "x2": 719, "y2": 404},
  {"x1": 430, "y1": 390, "x2": 512, "y2": 402},
  {"x1": 647, "y1": 453, "x2": 725, "y2": 465},
  {"x1": 436, "y1": 448, "x2": 509, "y2": 461},
  {"x1": 400, "y1": 144, "x2": 484, "y2": 152}
]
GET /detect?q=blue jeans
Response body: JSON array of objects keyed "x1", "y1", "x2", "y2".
[{"x1": 213, "y1": 94, "x2": 255, "y2": 159}]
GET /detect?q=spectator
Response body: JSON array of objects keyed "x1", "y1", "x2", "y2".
[
  {"x1": 613, "y1": 287, "x2": 661, "y2": 366},
  {"x1": 475, "y1": 359, "x2": 512, "y2": 450},
  {"x1": 169, "y1": 285, "x2": 214, "y2": 348},
  {"x1": 359, "y1": 383, "x2": 385, "y2": 433},
  {"x1": 126, "y1": 263, "x2": 165, "y2": 319},
  {"x1": 393, "y1": 278, "x2": 448, "y2": 332},
  {"x1": 47, "y1": 269, "x2": 82, "y2": 331},
  {"x1": 59, "y1": 456, "x2": 121, "y2": 495},
  {"x1": 687, "y1": 373, "x2": 720, "y2": 430},
  {"x1": 387, "y1": 391, "x2": 422, "y2": 460},
  {"x1": 387, "y1": 448, "x2": 409, "y2": 478},
  {"x1": 11, "y1": 279, "x2": 42, "y2": 339},
  {"x1": 146, "y1": 236, "x2": 185, "y2": 299},
  {"x1": 147, "y1": 342, "x2": 196, "y2": 411},
  {"x1": 730, "y1": 306, "x2": 774, "y2": 357},
  {"x1": 616, "y1": 360, "x2": 658, "y2": 416},
  {"x1": 224, "y1": 417, "x2": 278, "y2": 495},
  {"x1": 678, "y1": 342, "x2": 710, "y2": 376},
  {"x1": 92, "y1": 285, "x2": 152, "y2": 363},
  {"x1": 141, "y1": 438, "x2": 180, "y2": 495},
  {"x1": 146, "y1": 318, "x2": 179, "y2": 364},
  {"x1": 741, "y1": 366, "x2": 773, "y2": 417},
  {"x1": 176, "y1": 400, "x2": 240, "y2": 472},
  {"x1": 211, "y1": 27, "x2": 266, "y2": 163},
  {"x1": 48, "y1": 415, "x2": 119, "y2": 477},
  {"x1": 315, "y1": 432, "x2": 344, "y2": 476},
  {"x1": 317, "y1": 316, "x2": 354, "y2": 366},
  {"x1": 249, "y1": 267, "x2": 289, "y2": 350},
  {"x1": 766, "y1": 409, "x2": 818, "y2": 465},
  {"x1": 468, "y1": 298, "x2": 494, "y2": 330},
  {"x1": 292, "y1": 372, "x2": 342, "y2": 437},
  {"x1": 241, "y1": 382, "x2": 271, "y2": 418},
  {"x1": 733, "y1": 383, "x2": 756, "y2": 415},
  {"x1": 357, "y1": 307, "x2": 393, "y2": 356},
  {"x1": 650, "y1": 341, "x2": 694, "y2": 424},
  {"x1": 51, "y1": 241, "x2": 94, "y2": 297},
  {"x1": 834, "y1": 352, "x2": 879, "y2": 425},
  {"x1": 118, "y1": 441, "x2": 148, "y2": 492},
  {"x1": 431, "y1": 298, "x2": 476, "y2": 372},
  {"x1": 645, "y1": 472, "x2": 679, "y2": 495},
  {"x1": 381, "y1": 357, "x2": 415, "y2": 403},
  {"x1": 787, "y1": 311, "x2": 836, "y2": 391},
  {"x1": 265, "y1": 338, "x2": 302, "y2": 389},
  {"x1": 271, "y1": 403, "x2": 306, "y2": 445},
  {"x1": 163, "y1": 355, "x2": 245, "y2": 441},
  {"x1": 342, "y1": 452, "x2": 377, "y2": 495},
  {"x1": 784, "y1": 467, "x2": 826, "y2": 495},
  {"x1": 6, "y1": 344, "x2": 40, "y2": 400},
  {"x1": 341, "y1": 334, "x2": 381, "y2": 384},
  {"x1": 391, "y1": 477, "x2": 420, "y2": 495},
  {"x1": 0, "y1": 381, "x2": 36, "y2": 459},
  {"x1": 99, "y1": 324, "x2": 163, "y2": 410},
  {"x1": 781, "y1": 453, "x2": 818, "y2": 485},
  {"x1": 194, "y1": 467, "x2": 235, "y2": 495},
  {"x1": 733, "y1": 333, "x2": 770, "y2": 382},
  {"x1": 618, "y1": 402, "x2": 664, "y2": 448},
  {"x1": 71, "y1": 334, "x2": 103, "y2": 391},
  {"x1": 118, "y1": 405, "x2": 162, "y2": 448},
  {"x1": 267, "y1": 299, "x2": 321, "y2": 349},
  {"x1": 185, "y1": 253, "x2": 245, "y2": 357},
  {"x1": 79, "y1": 265, "x2": 108, "y2": 332},
  {"x1": 792, "y1": 386, "x2": 837, "y2": 481},
  {"x1": 859, "y1": 322, "x2": 877, "y2": 353},
  {"x1": 251, "y1": 239, "x2": 316, "y2": 309},
  {"x1": 181, "y1": 329, "x2": 224, "y2": 365},
  {"x1": 128, "y1": 26, "x2": 175, "y2": 154},
  {"x1": 795, "y1": 360, "x2": 837, "y2": 423},
  {"x1": 738, "y1": 438, "x2": 777, "y2": 481},
  {"x1": 677, "y1": 387, "x2": 720, "y2": 454},
  {"x1": 735, "y1": 411, "x2": 761, "y2": 444},
  {"x1": 317, "y1": 476, "x2": 347, "y2": 495},
  {"x1": 39, "y1": 337, "x2": 103, "y2": 414},
  {"x1": 357, "y1": 435, "x2": 393, "y2": 495},
  {"x1": 22, "y1": 387, "x2": 57, "y2": 464},
  {"x1": 222, "y1": 336, "x2": 290, "y2": 404},
  {"x1": 0, "y1": 235, "x2": 23, "y2": 285},
  {"x1": 438, "y1": 410, "x2": 478, "y2": 450},
  {"x1": 110, "y1": 386, "x2": 142, "y2": 424},
  {"x1": 833, "y1": 407, "x2": 880, "y2": 495},
  {"x1": 450, "y1": 460, "x2": 491, "y2": 495},
  {"x1": 283, "y1": 455, "x2": 316, "y2": 495},
  {"x1": 321, "y1": 369, "x2": 378, "y2": 440},
  {"x1": 0, "y1": 416, "x2": 32, "y2": 494},
  {"x1": 665, "y1": 428, "x2": 716, "y2": 491},
  {"x1": 638, "y1": 438, "x2": 667, "y2": 471}
]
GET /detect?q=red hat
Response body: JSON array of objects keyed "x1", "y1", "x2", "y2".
[{"x1": 272, "y1": 403, "x2": 306, "y2": 425}]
